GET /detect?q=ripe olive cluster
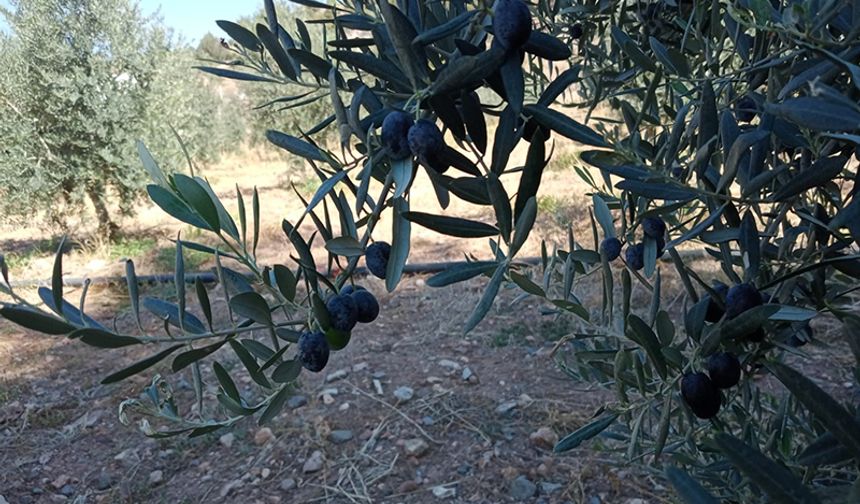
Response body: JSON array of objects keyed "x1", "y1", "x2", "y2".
[
  {"x1": 296, "y1": 243, "x2": 391, "y2": 373},
  {"x1": 681, "y1": 283, "x2": 765, "y2": 419},
  {"x1": 704, "y1": 282, "x2": 765, "y2": 340},
  {"x1": 598, "y1": 216, "x2": 666, "y2": 270},
  {"x1": 297, "y1": 284, "x2": 380, "y2": 373},
  {"x1": 378, "y1": 0, "x2": 537, "y2": 172},
  {"x1": 681, "y1": 352, "x2": 741, "y2": 419},
  {"x1": 596, "y1": 214, "x2": 791, "y2": 420}
]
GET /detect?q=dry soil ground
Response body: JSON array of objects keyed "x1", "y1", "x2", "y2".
[
  {"x1": 0, "y1": 144, "x2": 653, "y2": 504},
  {"x1": 1, "y1": 145, "x2": 857, "y2": 504}
]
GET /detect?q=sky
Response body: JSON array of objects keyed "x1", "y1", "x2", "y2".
[
  {"x1": 139, "y1": 0, "x2": 261, "y2": 44},
  {"x1": 0, "y1": 0, "x2": 262, "y2": 43}
]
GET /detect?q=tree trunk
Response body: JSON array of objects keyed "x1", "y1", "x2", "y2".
[{"x1": 87, "y1": 185, "x2": 118, "y2": 240}]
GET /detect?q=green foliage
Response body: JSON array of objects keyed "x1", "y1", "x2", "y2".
[
  {"x1": 0, "y1": 0, "x2": 244, "y2": 237},
  {"x1": 197, "y1": 1, "x2": 336, "y2": 150},
  {"x1": 2, "y1": 0, "x2": 860, "y2": 501}
]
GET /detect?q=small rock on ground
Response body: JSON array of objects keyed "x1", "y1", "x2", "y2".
[
  {"x1": 438, "y1": 359, "x2": 461, "y2": 370},
  {"x1": 529, "y1": 427, "x2": 558, "y2": 450},
  {"x1": 461, "y1": 367, "x2": 479, "y2": 383},
  {"x1": 279, "y1": 478, "x2": 296, "y2": 491},
  {"x1": 113, "y1": 448, "x2": 140, "y2": 467},
  {"x1": 148, "y1": 470, "x2": 164, "y2": 485},
  {"x1": 219, "y1": 433, "x2": 235, "y2": 449},
  {"x1": 393, "y1": 386, "x2": 414, "y2": 401},
  {"x1": 254, "y1": 427, "x2": 275, "y2": 445},
  {"x1": 51, "y1": 476, "x2": 69, "y2": 490},
  {"x1": 403, "y1": 438, "x2": 429, "y2": 457},
  {"x1": 325, "y1": 369, "x2": 349, "y2": 382},
  {"x1": 94, "y1": 472, "x2": 112, "y2": 491},
  {"x1": 495, "y1": 400, "x2": 518, "y2": 415},
  {"x1": 509, "y1": 475, "x2": 536, "y2": 500},
  {"x1": 287, "y1": 395, "x2": 307, "y2": 409},
  {"x1": 431, "y1": 485, "x2": 457, "y2": 498},
  {"x1": 320, "y1": 388, "x2": 338, "y2": 405},
  {"x1": 303, "y1": 451, "x2": 324, "y2": 473},
  {"x1": 539, "y1": 482, "x2": 563, "y2": 494},
  {"x1": 398, "y1": 480, "x2": 419, "y2": 493},
  {"x1": 319, "y1": 388, "x2": 339, "y2": 397},
  {"x1": 328, "y1": 430, "x2": 354, "y2": 444}
]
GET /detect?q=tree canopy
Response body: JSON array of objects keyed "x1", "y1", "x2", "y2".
[{"x1": 0, "y1": 0, "x2": 242, "y2": 237}]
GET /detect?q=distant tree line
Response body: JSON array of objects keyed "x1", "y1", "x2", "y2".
[{"x1": 0, "y1": 0, "x2": 247, "y2": 238}]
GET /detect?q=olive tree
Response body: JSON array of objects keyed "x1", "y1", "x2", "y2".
[
  {"x1": 0, "y1": 0, "x2": 241, "y2": 237},
  {"x1": 3, "y1": 0, "x2": 860, "y2": 502}
]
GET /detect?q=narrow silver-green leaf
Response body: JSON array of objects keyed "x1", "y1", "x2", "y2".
[
  {"x1": 125, "y1": 260, "x2": 141, "y2": 329},
  {"x1": 266, "y1": 130, "x2": 327, "y2": 162},
  {"x1": 765, "y1": 97, "x2": 860, "y2": 131},
  {"x1": 51, "y1": 236, "x2": 66, "y2": 318},
  {"x1": 325, "y1": 236, "x2": 365, "y2": 256},
  {"x1": 402, "y1": 212, "x2": 499, "y2": 238},
  {"x1": 229, "y1": 292, "x2": 273, "y2": 326},
  {"x1": 767, "y1": 362, "x2": 860, "y2": 461},
  {"x1": 391, "y1": 158, "x2": 414, "y2": 199},
  {"x1": 213, "y1": 361, "x2": 241, "y2": 402},
  {"x1": 713, "y1": 433, "x2": 820, "y2": 504},
  {"x1": 216, "y1": 20, "x2": 261, "y2": 51},
  {"x1": 592, "y1": 195, "x2": 615, "y2": 238},
  {"x1": 426, "y1": 261, "x2": 497, "y2": 288},
  {"x1": 0, "y1": 305, "x2": 76, "y2": 334},
  {"x1": 626, "y1": 314, "x2": 667, "y2": 379},
  {"x1": 259, "y1": 385, "x2": 291, "y2": 425},
  {"x1": 511, "y1": 197, "x2": 537, "y2": 256},
  {"x1": 386, "y1": 198, "x2": 411, "y2": 292},
  {"x1": 554, "y1": 414, "x2": 618, "y2": 452},
  {"x1": 272, "y1": 359, "x2": 303, "y2": 383},
  {"x1": 463, "y1": 262, "x2": 507, "y2": 334},
  {"x1": 175, "y1": 239, "x2": 186, "y2": 332},
  {"x1": 101, "y1": 344, "x2": 184, "y2": 384},
  {"x1": 524, "y1": 104, "x2": 608, "y2": 148},
  {"x1": 272, "y1": 265, "x2": 297, "y2": 301},
  {"x1": 665, "y1": 467, "x2": 720, "y2": 504}
]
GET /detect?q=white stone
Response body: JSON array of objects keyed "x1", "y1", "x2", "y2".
[
  {"x1": 325, "y1": 369, "x2": 349, "y2": 383},
  {"x1": 431, "y1": 485, "x2": 457, "y2": 498},
  {"x1": 148, "y1": 470, "x2": 164, "y2": 485},
  {"x1": 403, "y1": 438, "x2": 429, "y2": 457},
  {"x1": 393, "y1": 386, "x2": 414, "y2": 401},
  {"x1": 219, "y1": 433, "x2": 235, "y2": 449},
  {"x1": 438, "y1": 359, "x2": 461, "y2": 371},
  {"x1": 254, "y1": 428, "x2": 275, "y2": 445},
  {"x1": 303, "y1": 451, "x2": 324, "y2": 473}
]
